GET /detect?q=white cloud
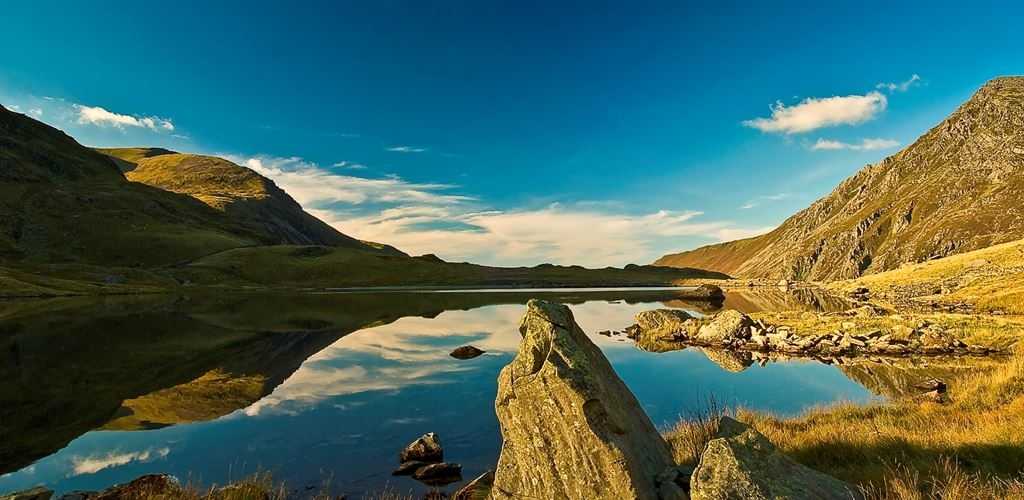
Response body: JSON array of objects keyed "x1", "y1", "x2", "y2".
[
  {"x1": 810, "y1": 137, "x2": 900, "y2": 151},
  {"x1": 228, "y1": 155, "x2": 472, "y2": 206},
  {"x1": 70, "y1": 447, "x2": 170, "y2": 476},
  {"x1": 231, "y1": 154, "x2": 770, "y2": 267},
  {"x1": 332, "y1": 161, "x2": 368, "y2": 170},
  {"x1": 26, "y1": 108, "x2": 43, "y2": 118},
  {"x1": 743, "y1": 91, "x2": 887, "y2": 134},
  {"x1": 877, "y1": 74, "x2": 921, "y2": 93},
  {"x1": 386, "y1": 146, "x2": 427, "y2": 153},
  {"x1": 75, "y1": 104, "x2": 175, "y2": 132},
  {"x1": 739, "y1": 193, "x2": 789, "y2": 210}
]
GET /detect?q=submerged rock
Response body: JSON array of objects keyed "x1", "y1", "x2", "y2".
[
  {"x1": 690, "y1": 417, "x2": 858, "y2": 500},
  {"x1": 400, "y1": 432, "x2": 444, "y2": 463},
  {"x1": 1, "y1": 487, "x2": 52, "y2": 500},
  {"x1": 413, "y1": 462, "x2": 463, "y2": 486},
  {"x1": 450, "y1": 345, "x2": 486, "y2": 360},
  {"x1": 491, "y1": 300, "x2": 685, "y2": 500}
]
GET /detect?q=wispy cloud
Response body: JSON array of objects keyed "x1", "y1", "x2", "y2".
[
  {"x1": 877, "y1": 74, "x2": 921, "y2": 93},
  {"x1": 743, "y1": 92, "x2": 887, "y2": 134},
  {"x1": 386, "y1": 146, "x2": 427, "y2": 153},
  {"x1": 70, "y1": 447, "x2": 170, "y2": 476},
  {"x1": 235, "y1": 154, "x2": 769, "y2": 267},
  {"x1": 332, "y1": 161, "x2": 368, "y2": 170},
  {"x1": 810, "y1": 137, "x2": 900, "y2": 151},
  {"x1": 739, "y1": 193, "x2": 789, "y2": 210},
  {"x1": 75, "y1": 104, "x2": 175, "y2": 132}
]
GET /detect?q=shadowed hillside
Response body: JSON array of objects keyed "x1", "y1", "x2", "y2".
[{"x1": 657, "y1": 77, "x2": 1024, "y2": 281}]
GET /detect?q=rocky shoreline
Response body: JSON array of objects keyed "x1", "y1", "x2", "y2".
[{"x1": 625, "y1": 307, "x2": 1002, "y2": 358}]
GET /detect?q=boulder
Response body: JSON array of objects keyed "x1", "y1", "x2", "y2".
[
  {"x1": 450, "y1": 345, "x2": 486, "y2": 360},
  {"x1": 393, "y1": 460, "x2": 431, "y2": 476},
  {"x1": 696, "y1": 310, "x2": 753, "y2": 345},
  {"x1": 634, "y1": 309, "x2": 696, "y2": 340},
  {"x1": 689, "y1": 284, "x2": 726, "y2": 301},
  {"x1": 400, "y1": 432, "x2": 444, "y2": 463},
  {"x1": 452, "y1": 470, "x2": 495, "y2": 500},
  {"x1": 690, "y1": 417, "x2": 858, "y2": 500},
  {"x1": 413, "y1": 462, "x2": 463, "y2": 486},
  {"x1": 92, "y1": 475, "x2": 181, "y2": 499},
  {"x1": 491, "y1": 300, "x2": 686, "y2": 500},
  {"x1": 1, "y1": 487, "x2": 52, "y2": 500},
  {"x1": 700, "y1": 349, "x2": 753, "y2": 373}
]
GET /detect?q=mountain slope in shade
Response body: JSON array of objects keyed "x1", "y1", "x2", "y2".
[
  {"x1": 656, "y1": 76, "x2": 1024, "y2": 281},
  {"x1": 99, "y1": 148, "x2": 403, "y2": 254},
  {"x1": 0, "y1": 105, "x2": 263, "y2": 267}
]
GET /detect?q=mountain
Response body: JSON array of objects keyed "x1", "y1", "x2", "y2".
[
  {"x1": 656, "y1": 77, "x2": 1024, "y2": 281},
  {"x1": 0, "y1": 105, "x2": 262, "y2": 268},
  {"x1": 99, "y1": 148, "x2": 403, "y2": 253}
]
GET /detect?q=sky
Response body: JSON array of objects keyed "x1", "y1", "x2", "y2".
[{"x1": 2, "y1": 1, "x2": 1023, "y2": 267}]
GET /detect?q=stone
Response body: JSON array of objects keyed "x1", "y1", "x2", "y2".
[
  {"x1": 919, "y1": 390, "x2": 946, "y2": 404},
  {"x1": 634, "y1": 309, "x2": 697, "y2": 340},
  {"x1": 92, "y1": 475, "x2": 180, "y2": 499},
  {"x1": 691, "y1": 284, "x2": 726, "y2": 301},
  {"x1": 413, "y1": 462, "x2": 463, "y2": 486},
  {"x1": 394, "y1": 460, "x2": 431, "y2": 476},
  {"x1": 696, "y1": 310, "x2": 753, "y2": 344},
  {"x1": 451, "y1": 470, "x2": 494, "y2": 500},
  {"x1": 914, "y1": 378, "x2": 947, "y2": 394},
  {"x1": 701, "y1": 348, "x2": 753, "y2": 373},
  {"x1": 400, "y1": 432, "x2": 444, "y2": 463},
  {"x1": 1, "y1": 487, "x2": 52, "y2": 500},
  {"x1": 690, "y1": 418, "x2": 859, "y2": 500},
  {"x1": 450, "y1": 345, "x2": 486, "y2": 360},
  {"x1": 491, "y1": 300, "x2": 685, "y2": 500},
  {"x1": 57, "y1": 493, "x2": 96, "y2": 500}
]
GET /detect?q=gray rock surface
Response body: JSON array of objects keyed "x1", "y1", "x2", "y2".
[
  {"x1": 491, "y1": 300, "x2": 686, "y2": 500},
  {"x1": 1, "y1": 487, "x2": 52, "y2": 500},
  {"x1": 690, "y1": 417, "x2": 859, "y2": 500}
]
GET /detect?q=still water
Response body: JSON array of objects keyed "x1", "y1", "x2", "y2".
[{"x1": 0, "y1": 289, "x2": 875, "y2": 497}]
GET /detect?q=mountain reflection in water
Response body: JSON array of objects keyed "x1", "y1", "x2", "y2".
[{"x1": 0, "y1": 288, "x2": 965, "y2": 497}]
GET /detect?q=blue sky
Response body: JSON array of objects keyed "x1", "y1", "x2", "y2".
[{"x1": 2, "y1": 1, "x2": 1022, "y2": 266}]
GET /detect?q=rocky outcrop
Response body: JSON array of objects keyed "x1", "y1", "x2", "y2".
[
  {"x1": 630, "y1": 309, "x2": 998, "y2": 358},
  {"x1": 399, "y1": 432, "x2": 444, "y2": 463},
  {"x1": 394, "y1": 432, "x2": 461, "y2": 484},
  {"x1": 1, "y1": 487, "x2": 51, "y2": 500},
  {"x1": 690, "y1": 417, "x2": 859, "y2": 500},
  {"x1": 452, "y1": 470, "x2": 494, "y2": 500},
  {"x1": 657, "y1": 77, "x2": 1024, "y2": 281},
  {"x1": 491, "y1": 300, "x2": 686, "y2": 499}
]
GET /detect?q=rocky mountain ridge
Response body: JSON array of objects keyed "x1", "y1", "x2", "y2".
[{"x1": 656, "y1": 76, "x2": 1024, "y2": 281}]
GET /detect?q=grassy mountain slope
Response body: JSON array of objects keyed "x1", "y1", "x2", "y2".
[
  {"x1": 657, "y1": 77, "x2": 1024, "y2": 281},
  {"x1": 829, "y1": 236, "x2": 1024, "y2": 314},
  {"x1": 99, "y1": 148, "x2": 403, "y2": 254},
  {"x1": 0, "y1": 105, "x2": 262, "y2": 268}
]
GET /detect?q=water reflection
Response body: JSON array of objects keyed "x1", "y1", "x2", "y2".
[{"x1": 0, "y1": 288, "x2": 947, "y2": 497}]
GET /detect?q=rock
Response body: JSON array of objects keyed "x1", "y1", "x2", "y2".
[
  {"x1": 701, "y1": 348, "x2": 753, "y2": 373},
  {"x1": 92, "y1": 475, "x2": 180, "y2": 499},
  {"x1": 491, "y1": 300, "x2": 685, "y2": 500},
  {"x1": 56, "y1": 493, "x2": 96, "y2": 500},
  {"x1": 394, "y1": 460, "x2": 431, "y2": 476},
  {"x1": 413, "y1": 462, "x2": 463, "y2": 486},
  {"x1": 400, "y1": 432, "x2": 444, "y2": 463},
  {"x1": 1, "y1": 487, "x2": 52, "y2": 500},
  {"x1": 696, "y1": 310, "x2": 753, "y2": 344},
  {"x1": 914, "y1": 378, "x2": 947, "y2": 394},
  {"x1": 450, "y1": 345, "x2": 486, "y2": 360},
  {"x1": 634, "y1": 309, "x2": 697, "y2": 340},
  {"x1": 691, "y1": 284, "x2": 726, "y2": 301},
  {"x1": 452, "y1": 470, "x2": 494, "y2": 500},
  {"x1": 919, "y1": 389, "x2": 946, "y2": 404},
  {"x1": 690, "y1": 417, "x2": 858, "y2": 500}
]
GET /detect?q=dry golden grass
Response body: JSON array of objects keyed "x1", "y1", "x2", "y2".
[{"x1": 666, "y1": 349, "x2": 1024, "y2": 498}]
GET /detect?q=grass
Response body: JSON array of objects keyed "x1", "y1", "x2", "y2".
[{"x1": 665, "y1": 349, "x2": 1024, "y2": 498}]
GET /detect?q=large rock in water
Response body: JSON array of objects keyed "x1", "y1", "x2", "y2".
[
  {"x1": 491, "y1": 300, "x2": 686, "y2": 500},
  {"x1": 690, "y1": 417, "x2": 859, "y2": 500}
]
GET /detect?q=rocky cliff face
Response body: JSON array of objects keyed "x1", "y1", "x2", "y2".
[{"x1": 656, "y1": 77, "x2": 1024, "y2": 281}]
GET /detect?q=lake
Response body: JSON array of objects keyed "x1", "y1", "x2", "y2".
[{"x1": 0, "y1": 288, "x2": 890, "y2": 497}]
